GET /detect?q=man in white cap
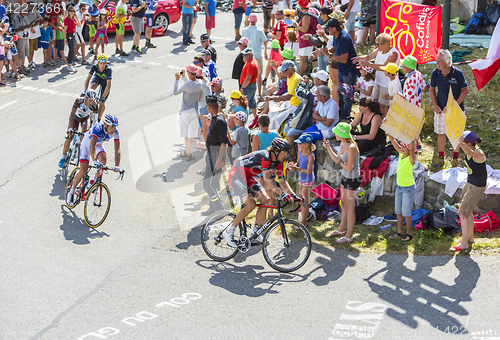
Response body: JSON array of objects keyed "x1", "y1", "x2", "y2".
[
  {"x1": 242, "y1": 13, "x2": 268, "y2": 99},
  {"x1": 303, "y1": 84, "x2": 338, "y2": 141},
  {"x1": 232, "y1": 37, "x2": 249, "y2": 86}
]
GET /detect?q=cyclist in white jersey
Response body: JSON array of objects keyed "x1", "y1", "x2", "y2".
[
  {"x1": 58, "y1": 89, "x2": 99, "y2": 168},
  {"x1": 66, "y1": 114, "x2": 121, "y2": 206}
]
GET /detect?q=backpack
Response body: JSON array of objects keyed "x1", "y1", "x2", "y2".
[
  {"x1": 287, "y1": 82, "x2": 314, "y2": 131},
  {"x1": 465, "y1": 13, "x2": 491, "y2": 35},
  {"x1": 355, "y1": 204, "x2": 370, "y2": 224},
  {"x1": 457, "y1": 211, "x2": 500, "y2": 233},
  {"x1": 421, "y1": 210, "x2": 455, "y2": 234}
]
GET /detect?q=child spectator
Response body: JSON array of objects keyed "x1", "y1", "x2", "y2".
[
  {"x1": 227, "y1": 90, "x2": 249, "y2": 130},
  {"x1": 380, "y1": 62, "x2": 401, "y2": 104},
  {"x1": 283, "y1": 9, "x2": 294, "y2": 27},
  {"x1": 387, "y1": 133, "x2": 417, "y2": 243},
  {"x1": 93, "y1": 9, "x2": 108, "y2": 56},
  {"x1": 39, "y1": 17, "x2": 55, "y2": 67},
  {"x1": 227, "y1": 111, "x2": 250, "y2": 159},
  {"x1": 283, "y1": 29, "x2": 298, "y2": 63},
  {"x1": 75, "y1": 3, "x2": 89, "y2": 65},
  {"x1": 27, "y1": 3, "x2": 43, "y2": 70},
  {"x1": 54, "y1": 15, "x2": 67, "y2": 64},
  {"x1": 268, "y1": 9, "x2": 287, "y2": 49},
  {"x1": 354, "y1": 66, "x2": 374, "y2": 99},
  {"x1": 86, "y1": 0, "x2": 100, "y2": 54},
  {"x1": 263, "y1": 39, "x2": 282, "y2": 87},
  {"x1": 400, "y1": 55, "x2": 426, "y2": 107},
  {"x1": 288, "y1": 133, "x2": 316, "y2": 227}
]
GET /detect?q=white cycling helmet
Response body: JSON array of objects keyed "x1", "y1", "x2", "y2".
[{"x1": 85, "y1": 89, "x2": 99, "y2": 102}]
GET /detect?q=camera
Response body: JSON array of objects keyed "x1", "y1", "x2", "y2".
[{"x1": 309, "y1": 35, "x2": 326, "y2": 49}]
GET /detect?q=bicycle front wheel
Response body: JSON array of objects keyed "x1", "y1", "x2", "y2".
[
  {"x1": 262, "y1": 219, "x2": 312, "y2": 273},
  {"x1": 201, "y1": 211, "x2": 241, "y2": 262},
  {"x1": 84, "y1": 182, "x2": 111, "y2": 228}
]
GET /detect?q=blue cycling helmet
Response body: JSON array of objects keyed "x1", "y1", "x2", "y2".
[{"x1": 103, "y1": 114, "x2": 119, "y2": 127}]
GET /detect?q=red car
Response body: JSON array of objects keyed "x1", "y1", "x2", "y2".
[{"x1": 84, "y1": 0, "x2": 181, "y2": 37}]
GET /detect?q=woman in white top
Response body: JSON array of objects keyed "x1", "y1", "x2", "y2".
[{"x1": 352, "y1": 33, "x2": 400, "y2": 115}]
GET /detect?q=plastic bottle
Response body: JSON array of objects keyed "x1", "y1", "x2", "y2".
[
  {"x1": 83, "y1": 174, "x2": 89, "y2": 189},
  {"x1": 379, "y1": 224, "x2": 392, "y2": 230}
]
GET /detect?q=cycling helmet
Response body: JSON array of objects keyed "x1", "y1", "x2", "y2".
[
  {"x1": 84, "y1": 89, "x2": 99, "y2": 102},
  {"x1": 103, "y1": 114, "x2": 119, "y2": 127},
  {"x1": 96, "y1": 53, "x2": 108, "y2": 62},
  {"x1": 271, "y1": 138, "x2": 291, "y2": 152}
]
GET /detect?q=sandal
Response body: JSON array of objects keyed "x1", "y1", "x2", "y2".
[
  {"x1": 402, "y1": 234, "x2": 413, "y2": 242},
  {"x1": 335, "y1": 236, "x2": 354, "y2": 243},
  {"x1": 185, "y1": 154, "x2": 195, "y2": 161},
  {"x1": 177, "y1": 151, "x2": 187, "y2": 157},
  {"x1": 327, "y1": 229, "x2": 346, "y2": 238},
  {"x1": 389, "y1": 232, "x2": 403, "y2": 239},
  {"x1": 450, "y1": 245, "x2": 470, "y2": 252}
]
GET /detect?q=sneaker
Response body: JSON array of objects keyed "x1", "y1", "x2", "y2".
[
  {"x1": 431, "y1": 157, "x2": 444, "y2": 171},
  {"x1": 145, "y1": 42, "x2": 157, "y2": 48},
  {"x1": 28, "y1": 61, "x2": 36, "y2": 69},
  {"x1": 222, "y1": 228, "x2": 237, "y2": 248},
  {"x1": 0, "y1": 81, "x2": 6, "y2": 87},
  {"x1": 67, "y1": 66, "x2": 76, "y2": 72},
  {"x1": 5, "y1": 71, "x2": 12, "y2": 78},
  {"x1": 196, "y1": 166, "x2": 206, "y2": 175},
  {"x1": 89, "y1": 48, "x2": 95, "y2": 54},
  {"x1": 250, "y1": 225, "x2": 263, "y2": 243},
  {"x1": 120, "y1": 50, "x2": 129, "y2": 57},
  {"x1": 81, "y1": 60, "x2": 89, "y2": 66},
  {"x1": 383, "y1": 213, "x2": 397, "y2": 222},
  {"x1": 58, "y1": 157, "x2": 66, "y2": 168},
  {"x1": 451, "y1": 158, "x2": 462, "y2": 167},
  {"x1": 115, "y1": 48, "x2": 120, "y2": 55},
  {"x1": 183, "y1": 40, "x2": 189, "y2": 45},
  {"x1": 187, "y1": 39, "x2": 195, "y2": 44},
  {"x1": 66, "y1": 191, "x2": 74, "y2": 206}
]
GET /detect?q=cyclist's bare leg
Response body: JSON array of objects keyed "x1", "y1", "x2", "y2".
[
  {"x1": 231, "y1": 194, "x2": 256, "y2": 228},
  {"x1": 97, "y1": 152, "x2": 107, "y2": 165},
  {"x1": 98, "y1": 101, "x2": 105, "y2": 121},
  {"x1": 72, "y1": 161, "x2": 89, "y2": 188},
  {"x1": 254, "y1": 189, "x2": 270, "y2": 226}
]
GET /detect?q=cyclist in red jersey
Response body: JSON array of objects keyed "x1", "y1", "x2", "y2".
[{"x1": 224, "y1": 137, "x2": 302, "y2": 247}]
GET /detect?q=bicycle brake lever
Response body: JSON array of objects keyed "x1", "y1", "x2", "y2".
[{"x1": 114, "y1": 170, "x2": 125, "y2": 180}]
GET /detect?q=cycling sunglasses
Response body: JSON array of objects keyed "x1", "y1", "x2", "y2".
[{"x1": 97, "y1": 58, "x2": 107, "y2": 63}]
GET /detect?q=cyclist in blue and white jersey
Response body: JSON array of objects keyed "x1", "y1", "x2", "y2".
[
  {"x1": 83, "y1": 53, "x2": 112, "y2": 122},
  {"x1": 58, "y1": 89, "x2": 99, "y2": 167},
  {"x1": 66, "y1": 114, "x2": 121, "y2": 206}
]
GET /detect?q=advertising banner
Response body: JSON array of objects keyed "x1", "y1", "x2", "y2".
[
  {"x1": 380, "y1": 0, "x2": 442, "y2": 64},
  {"x1": 444, "y1": 88, "x2": 467, "y2": 149},
  {"x1": 381, "y1": 93, "x2": 424, "y2": 144}
]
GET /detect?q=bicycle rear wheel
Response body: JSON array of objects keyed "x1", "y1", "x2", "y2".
[
  {"x1": 84, "y1": 182, "x2": 111, "y2": 228},
  {"x1": 65, "y1": 167, "x2": 80, "y2": 209},
  {"x1": 201, "y1": 211, "x2": 241, "y2": 262},
  {"x1": 262, "y1": 219, "x2": 312, "y2": 273}
]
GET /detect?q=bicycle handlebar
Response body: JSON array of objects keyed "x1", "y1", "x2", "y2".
[
  {"x1": 88, "y1": 164, "x2": 125, "y2": 180},
  {"x1": 65, "y1": 131, "x2": 85, "y2": 139}
]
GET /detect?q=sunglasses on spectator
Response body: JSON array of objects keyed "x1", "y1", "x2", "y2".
[{"x1": 193, "y1": 61, "x2": 199, "y2": 64}]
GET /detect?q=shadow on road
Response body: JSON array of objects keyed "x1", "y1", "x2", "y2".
[
  {"x1": 364, "y1": 253, "x2": 480, "y2": 335},
  {"x1": 49, "y1": 170, "x2": 68, "y2": 201},
  {"x1": 60, "y1": 205, "x2": 110, "y2": 244}
]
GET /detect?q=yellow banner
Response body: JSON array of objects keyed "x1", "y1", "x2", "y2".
[
  {"x1": 381, "y1": 93, "x2": 424, "y2": 144},
  {"x1": 444, "y1": 88, "x2": 467, "y2": 149}
]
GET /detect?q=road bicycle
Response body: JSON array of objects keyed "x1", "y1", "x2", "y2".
[
  {"x1": 61, "y1": 131, "x2": 85, "y2": 171},
  {"x1": 201, "y1": 198, "x2": 312, "y2": 273},
  {"x1": 65, "y1": 164, "x2": 125, "y2": 228}
]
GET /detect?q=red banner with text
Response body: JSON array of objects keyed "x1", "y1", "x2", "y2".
[{"x1": 380, "y1": 0, "x2": 442, "y2": 64}]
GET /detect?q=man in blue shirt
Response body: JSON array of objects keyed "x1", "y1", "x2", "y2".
[
  {"x1": 204, "y1": 0, "x2": 216, "y2": 39},
  {"x1": 181, "y1": 0, "x2": 195, "y2": 45},
  {"x1": 430, "y1": 49, "x2": 469, "y2": 169},
  {"x1": 130, "y1": 0, "x2": 147, "y2": 53},
  {"x1": 201, "y1": 49, "x2": 217, "y2": 81},
  {"x1": 319, "y1": 18, "x2": 358, "y2": 120}
]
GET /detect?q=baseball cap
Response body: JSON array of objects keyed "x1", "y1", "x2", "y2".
[
  {"x1": 249, "y1": 13, "x2": 258, "y2": 22},
  {"x1": 205, "y1": 95, "x2": 218, "y2": 104},
  {"x1": 295, "y1": 133, "x2": 313, "y2": 144},
  {"x1": 380, "y1": 62, "x2": 399, "y2": 75},
  {"x1": 209, "y1": 77, "x2": 223, "y2": 86},
  {"x1": 200, "y1": 33, "x2": 210, "y2": 41},
  {"x1": 284, "y1": 9, "x2": 291, "y2": 15},
  {"x1": 333, "y1": 122, "x2": 352, "y2": 139},
  {"x1": 323, "y1": 18, "x2": 341, "y2": 30},
  {"x1": 279, "y1": 60, "x2": 295, "y2": 72},
  {"x1": 298, "y1": 0, "x2": 309, "y2": 8},
  {"x1": 231, "y1": 111, "x2": 247, "y2": 122},
  {"x1": 281, "y1": 48, "x2": 294, "y2": 60},
  {"x1": 196, "y1": 67, "x2": 203, "y2": 77},
  {"x1": 463, "y1": 131, "x2": 479, "y2": 144},
  {"x1": 237, "y1": 37, "x2": 250, "y2": 46},
  {"x1": 100, "y1": 8, "x2": 107, "y2": 14},
  {"x1": 401, "y1": 55, "x2": 417, "y2": 70},
  {"x1": 270, "y1": 39, "x2": 280, "y2": 49},
  {"x1": 229, "y1": 90, "x2": 242, "y2": 99},
  {"x1": 200, "y1": 49, "x2": 211, "y2": 56},
  {"x1": 362, "y1": 66, "x2": 374, "y2": 73},
  {"x1": 311, "y1": 70, "x2": 329, "y2": 82},
  {"x1": 242, "y1": 47, "x2": 254, "y2": 55}
]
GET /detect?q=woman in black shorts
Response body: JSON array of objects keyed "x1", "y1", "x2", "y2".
[
  {"x1": 323, "y1": 122, "x2": 361, "y2": 243},
  {"x1": 359, "y1": 0, "x2": 377, "y2": 46}
]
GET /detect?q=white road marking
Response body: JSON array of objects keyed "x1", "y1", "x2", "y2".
[
  {"x1": 48, "y1": 76, "x2": 86, "y2": 88},
  {"x1": 0, "y1": 100, "x2": 18, "y2": 111}
]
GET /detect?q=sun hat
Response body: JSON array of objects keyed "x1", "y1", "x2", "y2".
[
  {"x1": 333, "y1": 122, "x2": 352, "y2": 139},
  {"x1": 295, "y1": 133, "x2": 314, "y2": 144},
  {"x1": 463, "y1": 131, "x2": 479, "y2": 144},
  {"x1": 281, "y1": 48, "x2": 294, "y2": 60},
  {"x1": 401, "y1": 55, "x2": 417, "y2": 70},
  {"x1": 279, "y1": 60, "x2": 295, "y2": 72},
  {"x1": 237, "y1": 37, "x2": 250, "y2": 46},
  {"x1": 380, "y1": 62, "x2": 399, "y2": 75},
  {"x1": 298, "y1": 0, "x2": 309, "y2": 8},
  {"x1": 284, "y1": 9, "x2": 291, "y2": 15},
  {"x1": 311, "y1": 70, "x2": 329, "y2": 82},
  {"x1": 186, "y1": 64, "x2": 200, "y2": 74},
  {"x1": 100, "y1": 8, "x2": 107, "y2": 14},
  {"x1": 249, "y1": 13, "x2": 258, "y2": 22},
  {"x1": 362, "y1": 66, "x2": 374, "y2": 73},
  {"x1": 270, "y1": 39, "x2": 280, "y2": 49},
  {"x1": 328, "y1": 10, "x2": 345, "y2": 23},
  {"x1": 231, "y1": 111, "x2": 247, "y2": 122},
  {"x1": 196, "y1": 67, "x2": 203, "y2": 77},
  {"x1": 209, "y1": 77, "x2": 223, "y2": 86},
  {"x1": 242, "y1": 47, "x2": 254, "y2": 55},
  {"x1": 229, "y1": 90, "x2": 242, "y2": 99}
]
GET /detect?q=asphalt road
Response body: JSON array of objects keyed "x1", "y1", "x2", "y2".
[{"x1": 1, "y1": 12, "x2": 500, "y2": 340}]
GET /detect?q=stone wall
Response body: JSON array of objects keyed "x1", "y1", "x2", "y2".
[{"x1": 287, "y1": 140, "x2": 500, "y2": 215}]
